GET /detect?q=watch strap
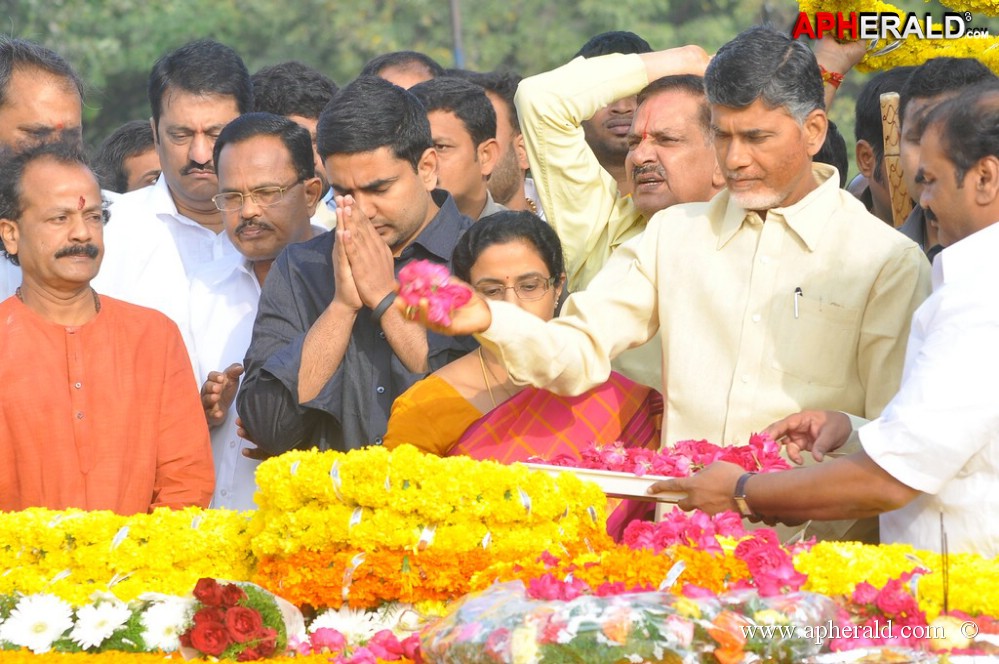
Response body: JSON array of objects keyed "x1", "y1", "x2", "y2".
[{"x1": 733, "y1": 471, "x2": 758, "y2": 518}]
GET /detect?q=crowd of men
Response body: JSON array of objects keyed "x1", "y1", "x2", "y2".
[{"x1": 0, "y1": 26, "x2": 996, "y2": 556}]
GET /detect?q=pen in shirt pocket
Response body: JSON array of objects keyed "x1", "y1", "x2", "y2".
[{"x1": 794, "y1": 287, "x2": 803, "y2": 319}]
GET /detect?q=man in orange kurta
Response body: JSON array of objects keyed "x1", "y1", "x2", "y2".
[{"x1": 0, "y1": 139, "x2": 214, "y2": 514}]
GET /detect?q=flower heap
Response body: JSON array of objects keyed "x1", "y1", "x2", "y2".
[
  {"x1": 397, "y1": 260, "x2": 471, "y2": 326},
  {"x1": 178, "y1": 579, "x2": 286, "y2": 661},
  {"x1": 473, "y1": 510, "x2": 808, "y2": 603},
  {"x1": 796, "y1": 0, "x2": 999, "y2": 72},
  {"x1": 797, "y1": 541, "x2": 999, "y2": 622},
  {"x1": 420, "y1": 581, "x2": 838, "y2": 664},
  {"x1": 250, "y1": 445, "x2": 610, "y2": 610},
  {"x1": 0, "y1": 508, "x2": 254, "y2": 606},
  {"x1": 538, "y1": 433, "x2": 791, "y2": 476}
]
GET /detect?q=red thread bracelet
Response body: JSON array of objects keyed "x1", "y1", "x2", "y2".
[{"x1": 819, "y1": 65, "x2": 845, "y2": 89}]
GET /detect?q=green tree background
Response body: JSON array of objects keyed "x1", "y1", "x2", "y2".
[{"x1": 5, "y1": 0, "x2": 995, "y2": 178}]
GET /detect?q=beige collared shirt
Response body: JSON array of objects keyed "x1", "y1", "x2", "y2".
[
  {"x1": 516, "y1": 53, "x2": 648, "y2": 291},
  {"x1": 480, "y1": 164, "x2": 932, "y2": 446}
]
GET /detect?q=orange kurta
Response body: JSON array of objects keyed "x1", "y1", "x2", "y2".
[{"x1": 0, "y1": 295, "x2": 214, "y2": 514}]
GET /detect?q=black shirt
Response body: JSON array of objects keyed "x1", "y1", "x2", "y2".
[{"x1": 236, "y1": 190, "x2": 476, "y2": 453}]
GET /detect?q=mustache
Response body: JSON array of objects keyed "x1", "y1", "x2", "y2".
[
  {"x1": 632, "y1": 164, "x2": 666, "y2": 180},
  {"x1": 55, "y1": 244, "x2": 99, "y2": 259},
  {"x1": 181, "y1": 162, "x2": 215, "y2": 176},
  {"x1": 235, "y1": 220, "x2": 274, "y2": 234},
  {"x1": 923, "y1": 206, "x2": 938, "y2": 224}
]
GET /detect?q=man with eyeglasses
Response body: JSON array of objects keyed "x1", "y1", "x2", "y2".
[
  {"x1": 188, "y1": 113, "x2": 324, "y2": 510},
  {"x1": 236, "y1": 76, "x2": 476, "y2": 454}
]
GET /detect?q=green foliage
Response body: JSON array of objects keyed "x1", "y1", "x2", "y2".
[{"x1": 4, "y1": 0, "x2": 779, "y2": 148}]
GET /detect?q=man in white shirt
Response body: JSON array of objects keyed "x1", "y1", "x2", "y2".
[
  {"x1": 105, "y1": 39, "x2": 251, "y2": 278},
  {"x1": 251, "y1": 61, "x2": 339, "y2": 231},
  {"x1": 94, "y1": 40, "x2": 253, "y2": 375},
  {"x1": 651, "y1": 84, "x2": 999, "y2": 557},
  {"x1": 192, "y1": 113, "x2": 322, "y2": 510}
]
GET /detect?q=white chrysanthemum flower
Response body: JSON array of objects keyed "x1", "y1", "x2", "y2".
[
  {"x1": 70, "y1": 600, "x2": 132, "y2": 649},
  {"x1": 0, "y1": 593, "x2": 74, "y2": 654},
  {"x1": 140, "y1": 597, "x2": 195, "y2": 652},
  {"x1": 309, "y1": 606, "x2": 381, "y2": 643}
]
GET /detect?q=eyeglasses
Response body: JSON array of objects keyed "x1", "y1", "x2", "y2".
[
  {"x1": 212, "y1": 180, "x2": 302, "y2": 212},
  {"x1": 475, "y1": 276, "x2": 556, "y2": 301}
]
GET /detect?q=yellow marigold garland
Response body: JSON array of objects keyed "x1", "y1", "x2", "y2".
[
  {"x1": 797, "y1": 0, "x2": 999, "y2": 72},
  {"x1": 0, "y1": 508, "x2": 254, "y2": 605},
  {"x1": 938, "y1": 0, "x2": 999, "y2": 16},
  {"x1": 250, "y1": 445, "x2": 609, "y2": 609},
  {"x1": 796, "y1": 541, "x2": 999, "y2": 621}
]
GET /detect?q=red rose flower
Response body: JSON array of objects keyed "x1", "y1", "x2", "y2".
[
  {"x1": 256, "y1": 627, "x2": 278, "y2": 657},
  {"x1": 237, "y1": 647, "x2": 261, "y2": 661},
  {"x1": 193, "y1": 607, "x2": 226, "y2": 625},
  {"x1": 190, "y1": 621, "x2": 232, "y2": 656},
  {"x1": 193, "y1": 578, "x2": 223, "y2": 606},
  {"x1": 221, "y1": 583, "x2": 248, "y2": 607},
  {"x1": 225, "y1": 606, "x2": 264, "y2": 643}
]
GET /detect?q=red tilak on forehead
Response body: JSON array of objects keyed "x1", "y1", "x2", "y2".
[
  {"x1": 56, "y1": 122, "x2": 64, "y2": 130},
  {"x1": 78, "y1": 196, "x2": 85, "y2": 211}
]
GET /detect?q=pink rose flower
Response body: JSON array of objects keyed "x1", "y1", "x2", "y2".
[
  {"x1": 397, "y1": 260, "x2": 472, "y2": 326},
  {"x1": 366, "y1": 630, "x2": 404, "y2": 660},
  {"x1": 852, "y1": 581, "x2": 880, "y2": 606},
  {"x1": 311, "y1": 627, "x2": 347, "y2": 653},
  {"x1": 344, "y1": 646, "x2": 378, "y2": 664},
  {"x1": 401, "y1": 633, "x2": 423, "y2": 662}
]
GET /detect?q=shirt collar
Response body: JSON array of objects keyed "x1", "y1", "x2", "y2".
[
  {"x1": 195, "y1": 251, "x2": 259, "y2": 289},
  {"x1": 150, "y1": 175, "x2": 182, "y2": 216},
  {"x1": 400, "y1": 189, "x2": 473, "y2": 261},
  {"x1": 933, "y1": 219, "x2": 999, "y2": 290},
  {"x1": 717, "y1": 163, "x2": 841, "y2": 251}
]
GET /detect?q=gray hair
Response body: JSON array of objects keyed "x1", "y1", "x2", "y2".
[{"x1": 704, "y1": 26, "x2": 824, "y2": 124}]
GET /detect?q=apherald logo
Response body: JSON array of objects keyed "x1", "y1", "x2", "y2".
[{"x1": 791, "y1": 12, "x2": 985, "y2": 40}]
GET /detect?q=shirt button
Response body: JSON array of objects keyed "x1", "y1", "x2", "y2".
[
  {"x1": 229, "y1": 441, "x2": 237, "y2": 449},
  {"x1": 378, "y1": 331, "x2": 386, "y2": 339},
  {"x1": 221, "y1": 489, "x2": 229, "y2": 497},
  {"x1": 741, "y1": 374, "x2": 750, "y2": 383},
  {"x1": 76, "y1": 412, "x2": 84, "y2": 419},
  {"x1": 74, "y1": 382, "x2": 82, "y2": 389},
  {"x1": 376, "y1": 386, "x2": 386, "y2": 394},
  {"x1": 374, "y1": 437, "x2": 383, "y2": 445},
  {"x1": 752, "y1": 314, "x2": 761, "y2": 323}
]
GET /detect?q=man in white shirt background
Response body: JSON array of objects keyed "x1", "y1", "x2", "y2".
[
  {"x1": 193, "y1": 112, "x2": 323, "y2": 510},
  {"x1": 0, "y1": 38, "x2": 84, "y2": 302},
  {"x1": 251, "y1": 61, "x2": 339, "y2": 231},
  {"x1": 93, "y1": 40, "x2": 253, "y2": 376}
]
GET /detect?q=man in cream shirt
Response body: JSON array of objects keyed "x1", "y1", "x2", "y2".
[
  {"x1": 654, "y1": 85, "x2": 999, "y2": 556},
  {"x1": 407, "y1": 28, "x2": 931, "y2": 542}
]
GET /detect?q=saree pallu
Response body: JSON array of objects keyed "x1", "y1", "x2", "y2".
[{"x1": 450, "y1": 371, "x2": 664, "y2": 539}]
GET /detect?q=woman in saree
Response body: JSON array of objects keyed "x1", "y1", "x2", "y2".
[{"x1": 383, "y1": 211, "x2": 662, "y2": 538}]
